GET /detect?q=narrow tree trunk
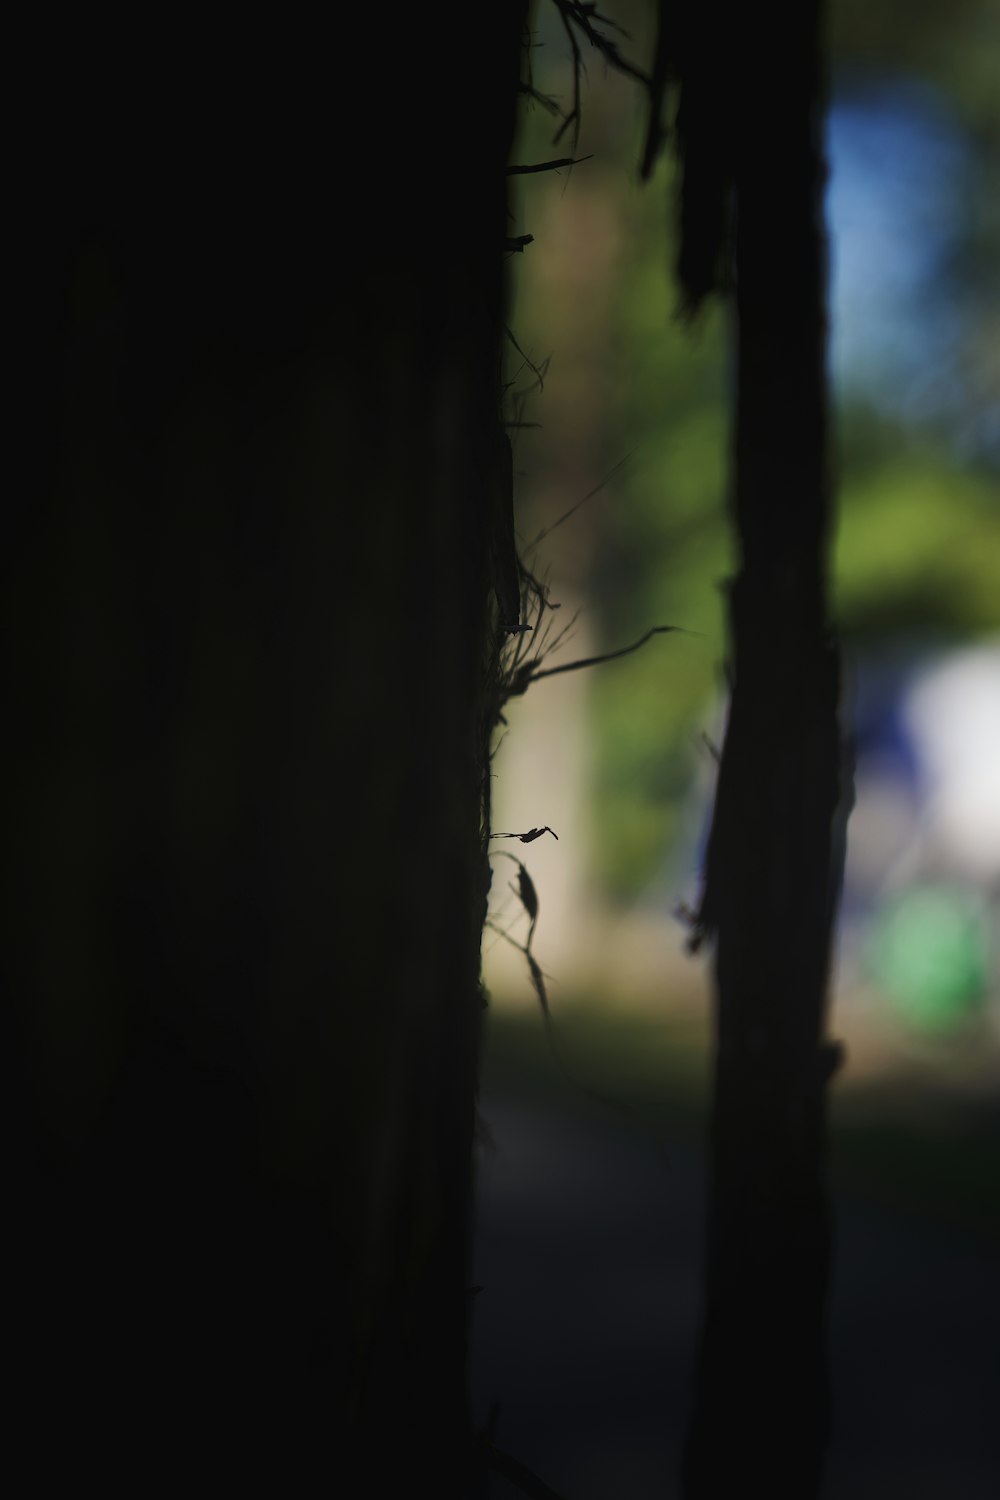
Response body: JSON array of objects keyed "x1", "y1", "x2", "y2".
[
  {"x1": 682, "y1": 4, "x2": 848, "y2": 1495},
  {"x1": 6, "y1": 10, "x2": 525, "y2": 1493}
]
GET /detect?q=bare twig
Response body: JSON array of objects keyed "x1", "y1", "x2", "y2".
[
  {"x1": 507, "y1": 154, "x2": 593, "y2": 175},
  {"x1": 554, "y1": 4, "x2": 584, "y2": 149},
  {"x1": 528, "y1": 624, "x2": 688, "y2": 683},
  {"x1": 527, "y1": 455, "x2": 631, "y2": 549},
  {"x1": 505, "y1": 326, "x2": 549, "y2": 393},
  {"x1": 549, "y1": 0, "x2": 650, "y2": 88},
  {"x1": 518, "y1": 82, "x2": 562, "y2": 116}
]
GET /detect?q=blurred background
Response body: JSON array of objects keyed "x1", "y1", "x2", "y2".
[{"x1": 473, "y1": 3, "x2": 999, "y2": 1496}]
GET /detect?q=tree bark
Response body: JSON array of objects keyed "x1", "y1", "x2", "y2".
[
  {"x1": 6, "y1": 9, "x2": 526, "y2": 1492},
  {"x1": 681, "y1": 4, "x2": 848, "y2": 1496}
]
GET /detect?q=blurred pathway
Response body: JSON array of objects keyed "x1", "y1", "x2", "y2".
[{"x1": 471, "y1": 1085, "x2": 998, "y2": 1499}]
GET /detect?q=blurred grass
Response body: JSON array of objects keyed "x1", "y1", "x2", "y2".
[{"x1": 480, "y1": 999, "x2": 1000, "y2": 1247}]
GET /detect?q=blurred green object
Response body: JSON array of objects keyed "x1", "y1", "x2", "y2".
[{"x1": 866, "y1": 884, "x2": 990, "y2": 1030}]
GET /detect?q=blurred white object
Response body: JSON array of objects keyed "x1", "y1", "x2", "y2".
[{"x1": 903, "y1": 641, "x2": 1000, "y2": 885}]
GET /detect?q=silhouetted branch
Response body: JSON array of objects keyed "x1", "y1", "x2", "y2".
[
  {"x1": 553, "y1": 5, "x2": 585, "y2": 147},
  {"x1": 549, "y1": 0, "x2": 649, "y2": 88},
  {"x1": 528, "y1": 624, "x2": 685, "y2": 683},
  {"x1": 490, "y1": 826, "x2": 559, "y2": 842},
  {"x1": 538, "y1": 1, "x2": 650, "y2": 149},
  {"x1": 527, "y1": 454, "x2": 630, "y2": 548},
  {"x1": 507, "y1": 154, "x2": 593, "y2": 174},
  {"x1": 505, "y1": 326, "x2": 549, "y2": 393},
  {"x1": 519, "y1": 81, "x2": 562, "y2": 115}
]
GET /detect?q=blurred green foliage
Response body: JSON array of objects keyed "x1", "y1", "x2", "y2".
[
  {"x1": 508, "y1": 1, "x2": 1000, "y2": 900},
  {"x1": 865, "y1": 883, "x2": 991, "y2": 1028}
]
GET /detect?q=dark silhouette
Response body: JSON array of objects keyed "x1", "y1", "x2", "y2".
[
  {"x1": 7, "y1": 10, "x2": 526, "y2": 1493},
  {"x1": 645, "y1": 3, "x2": 849, "y2": 1495},
  {"x1": 7, "y1": 4, "x2": 854, "y2": 1495}
]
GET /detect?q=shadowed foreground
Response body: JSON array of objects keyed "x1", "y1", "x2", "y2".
[{"x1": 472, "y1": 1007, "x2": 999, "y2": 1499}]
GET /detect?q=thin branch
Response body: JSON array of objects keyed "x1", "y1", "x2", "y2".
[
  {"x1": 507, "y1": 154, "x2": 593, "y2": 175},
  {"x1": 528, "y1": 624, "x2": 689, "y2": 683},
  {"x1": 534, "y1": 604, "x2": 581, "y2": 662},
  {"x1": 483, "y1": 915, "x2": 525, "y2": 955},
  {"x1": 553, "y1": 5, "x2": 584, "y2": 149},
  {"x1": 484, "y1": 918, "x2": 520, "y2": 955},
  {"x1": 549, "y1": 0, "x2": 650, "y2": 88},
  {"x1": 505, "y1": 326, "x2": 549, "y2": 393},
  {"x1": 519, "y1": 81, "x2": 562, "y2": 116},
  {"x1": 483, "y1": 920, "x2": 553, "y2": 981},
  {"x1": 527, "y1": 455, "x2": 631, "y2": 549}
]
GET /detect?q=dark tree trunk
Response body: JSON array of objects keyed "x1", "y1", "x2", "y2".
[
  {"x1": 680, "y1": 4, "x2": 848, "y2": 1496},
  {"x1": 6, "y1": 9, "x2": 525, "y2": 1493}
]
